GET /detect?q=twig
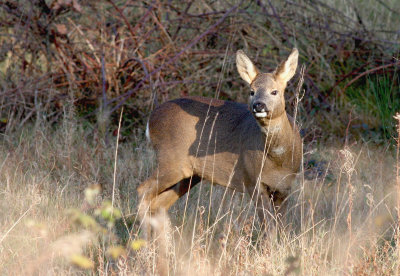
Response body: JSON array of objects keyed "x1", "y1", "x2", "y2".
[
  {"x1": 376, "y1": 0, "x2": 400, "y2": 16},
  {"x1": 0, "y1": 203, "x2": 37, "y2": 244},
  {"x1": 292, "y1": 64, "x2": 305, "y2": 165},
  {"x1": 340, "y1": 61, "x2": 400, "y2": 95},
  {"x1": 267, "y1": 0, "x2": 289, "y2": 42},
  {"x1": 106, "y1": 0, "x2": 155, "y2": 58},
  {"x1": 171, "y1": 0, "x2": 194, "y2": 40},
  {"x1": 101, "y1": 55, "x2": 108, "y2": 109},
  {"x1": 394, "y1": 112, "x2": 400, "y2": 275},
  {"x1": 330, "y1": 62, "x2": 372, "y2": 92},
  {"x1": 109, "y1": 1, "x2": 243, "y2": 113},
  {"x1": 67, "y1": 17, "x2": 100, "y2": 64},
  {"x1": 112, "y1": 107, "x2": 124, "y2": 209}
]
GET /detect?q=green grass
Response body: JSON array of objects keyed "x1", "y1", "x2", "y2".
[{"x1": 346, "y1": 71, "x2": 400, "y2": 142}]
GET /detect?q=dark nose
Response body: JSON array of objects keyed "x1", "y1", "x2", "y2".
[{"x1": 253, "y1": 102, "x2": 266, "y2": 113}]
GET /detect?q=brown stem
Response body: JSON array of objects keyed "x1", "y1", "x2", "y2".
[{"x1": 340, "y1": 61, "x2": 400, "y2": 94}]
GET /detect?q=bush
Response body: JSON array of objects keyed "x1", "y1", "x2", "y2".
[{"x1": 0, "y1": 0, "x2": 399, "y2": 141}]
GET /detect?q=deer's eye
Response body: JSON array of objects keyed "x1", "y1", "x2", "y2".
[
  {"x1": 250, "y1": 90, "x2": 255, "y2": 96},
  {"x1": 271, "y1": 90, "x2": 278, "y2": 95}
]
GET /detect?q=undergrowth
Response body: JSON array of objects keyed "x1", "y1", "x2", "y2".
[
  {"x1": 0, "y1": 0, "x2": 399, "y2": 141},
  {"x1": 346, "y1": 71, "x2": 400, "y2": 142},
  {"x1": 0, "y1": 116, "x2": 398, "y2": 275}
]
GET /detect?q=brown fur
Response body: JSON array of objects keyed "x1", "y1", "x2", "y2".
[{"x1": 137, "y1": 49, "x2": 302, "y2": 224}]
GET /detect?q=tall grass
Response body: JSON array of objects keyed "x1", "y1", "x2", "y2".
[
  {"x1": 0, "y1": 115, "x2": 397, "y2": 274},
  {"x1": 346, "y1": 71, "x2": 400, "y2": 142}
]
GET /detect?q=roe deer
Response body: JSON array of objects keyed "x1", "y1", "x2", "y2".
[{"x1": 137, "y1": 49, "x2": 302, "y2": 225}]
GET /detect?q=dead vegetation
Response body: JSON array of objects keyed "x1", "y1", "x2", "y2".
[
  {"x1": 0, "y1": 0, "x2": 399, "y2": 138},
  {"x1": 0, "y1": 117, "x2": 398, "y2": 274}
]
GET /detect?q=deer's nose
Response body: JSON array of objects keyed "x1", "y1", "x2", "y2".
[{"x1": 253, "y1": 102, "x2": 267, "y2": 113}]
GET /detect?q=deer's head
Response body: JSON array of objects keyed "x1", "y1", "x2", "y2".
[{"x1": 236, "y1": 49, "x2": 298, "y2": 127}]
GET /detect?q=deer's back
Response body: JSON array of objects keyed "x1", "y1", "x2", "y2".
[
  {"x1": 149, "y1": 96, "x2": 263, "y2": 149},
  {"x1": 147, "y1": 96, "x2": 264, "y2": 185}
]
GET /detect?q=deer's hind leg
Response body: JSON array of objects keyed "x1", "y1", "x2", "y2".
[
  {"x1": 137, "y1": 169, "x2": 183, "y2": 214},
  {"x1": 137, "y1": 173, "x2": 201, "y2": 213},
  {"x1": 137, "y1": 151, "x2": 199, "y2": 211},
  {"x1": 137, "y1": 170, "x2": 200, "y2": 239},
  {"x1": 149, "y1": 175, "x2": 201, "y2": 212},
  {"x1": 136, "y1": 168, "x2": 184, "y2": 239}
]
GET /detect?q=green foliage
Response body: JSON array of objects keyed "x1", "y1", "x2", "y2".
[
  {"x1": 346, "y1": 71, "x2": 400, "y2": 142},
  {"x1": 68, "y1": 209, "x2": 101, "y2": 232},
  {"x1": 94, "y1": 200, "x2": 122, "y2": 227},
  {"x1": 65, "y1": 186, "x2": 146, "y2": 272}
]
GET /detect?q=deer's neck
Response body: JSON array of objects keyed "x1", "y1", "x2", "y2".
[
  {"x1": 258, "y1": 113, "x2": 288, "y2": 136},
  {"x1": 258, "y1": 112, "x2": 294, "y2": 154}
]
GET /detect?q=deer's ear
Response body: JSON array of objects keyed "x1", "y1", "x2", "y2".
[
  {"x1": 236, "y1": 50, "x2": 259, "y2": 85},
  {"x1": 274, "y1": 48, "x2": 298, "y2": 83}
]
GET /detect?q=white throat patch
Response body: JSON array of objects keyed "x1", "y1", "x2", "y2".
[{"x1": 271, "y1": 146, "x2": 285, "y2": 155}]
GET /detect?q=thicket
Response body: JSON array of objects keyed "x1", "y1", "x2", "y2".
[{"x1": 1, "y1": 0, "x2": 399, "y2": 142}]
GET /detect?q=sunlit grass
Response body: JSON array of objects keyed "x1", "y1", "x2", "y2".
[{"x1": 0, "y1": 119, "x2": 398, "y2": 275}]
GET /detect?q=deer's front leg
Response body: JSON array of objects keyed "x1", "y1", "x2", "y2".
[
  {"x1": 244, "y1": 181, "x2": 275, "y2": 229},
  {"x1": 260, "y1": 166, "x2": 297, "y2": 214}
]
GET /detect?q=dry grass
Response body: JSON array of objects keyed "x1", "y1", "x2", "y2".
[{"x1": 0, "y1": 115, "x2": 398, "y2": 275}]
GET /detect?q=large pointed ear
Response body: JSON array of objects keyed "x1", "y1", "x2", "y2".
[
  {"x1": 236, "y1": 50, "x2": 259, "y2": 85},
  {"x1": 274, "y1": 48, "x2": 298, "y2": 83}
]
